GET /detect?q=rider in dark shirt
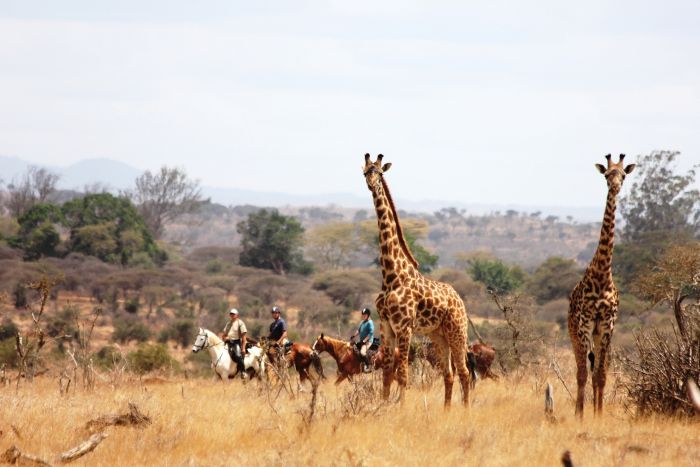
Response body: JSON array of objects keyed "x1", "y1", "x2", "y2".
[{"x1": 268, "y1": 306, "x2": 288, "y2": 346}]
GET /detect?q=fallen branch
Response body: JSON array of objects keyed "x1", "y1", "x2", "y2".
[
  {"x1": 85, "y1": 403, "x2": 151, "y2": 432},
  {"x1": 0, "y1": 445, "x2": 51, "y2": 466},
  {"x1": 60, "y1": 432, "x2": 107, "y2": 463}
]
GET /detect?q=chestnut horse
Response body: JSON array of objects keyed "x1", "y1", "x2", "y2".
[
  {"x1": 263, "y1": 340, "x2": 324, "y2": 388},
  {"x1": 312, "y1": 334, "x2": 404, "y2": 385}
]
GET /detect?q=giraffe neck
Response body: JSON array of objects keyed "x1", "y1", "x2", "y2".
[
  {"x1": 588, "y1": 188, "x2": 617, "y2": 280},
  {"x1": 370, "y1": 177, "x2": 419, "y2": 282}
]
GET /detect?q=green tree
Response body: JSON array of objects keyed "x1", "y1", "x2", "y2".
[
  {"x1": 403, "y1": 229, "x2": 439, "y2": 274},
  {"x1": 11, "y1": 203, "x2": 64, "y2": 260},
  {"x1": 527, "y1": 256, "x2": 581, "y2": 304},
  {"x1": 468, "y1": 258, "x2": 525, "y2": 294},
  {"x1": 621, "y1": 151, "x2": 699, "y2": 240},
  {"x1": 62, "y1": 193, "x2": 165, "y2": 265},
  {"x1": 237, "y1": 209, "x2": 311, "y2": 275}
]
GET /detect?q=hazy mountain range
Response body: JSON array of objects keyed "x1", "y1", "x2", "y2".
[{"x1": 0, "y1": 155, "x2": 601, "y2": 221}]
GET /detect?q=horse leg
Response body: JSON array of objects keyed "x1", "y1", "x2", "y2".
[{"x1": 335, "y1": 373, "x2": 348, "y2": 385}]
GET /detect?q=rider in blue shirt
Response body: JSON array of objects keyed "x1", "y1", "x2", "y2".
[{"x1": 351, "y1": 308, "x2": 375, "y2": 372}]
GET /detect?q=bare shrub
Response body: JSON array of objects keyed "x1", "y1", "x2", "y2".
[{"x1": 622, "y1": 323, "x2": 700, "y2": 416}]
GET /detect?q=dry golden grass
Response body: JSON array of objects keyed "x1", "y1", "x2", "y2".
[{"x1": 1, "y1": 367, "x2": 698, "y2": 467}]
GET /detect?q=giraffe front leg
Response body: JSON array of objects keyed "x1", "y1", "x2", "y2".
[
  {"x1": 379, "y1": 316, "x2": 396, "y2": 400},
  {"x1": 594, "y1": 329, "x2": 614, "y2": 415},
  {"x1": 570, "y1": 328, "x2": 590, "y2": 417},
  {"x1": 395, "y1": 326, "x2": 413, "y2": 403}
]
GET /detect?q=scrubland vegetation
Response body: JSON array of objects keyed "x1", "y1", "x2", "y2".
[{"x1": 0, "y1": 151, "x2": 699, "y2": 465}]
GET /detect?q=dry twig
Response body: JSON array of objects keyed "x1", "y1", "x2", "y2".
[{"x1": 0, "y1": 445, "x2": 51, "y2": 466}]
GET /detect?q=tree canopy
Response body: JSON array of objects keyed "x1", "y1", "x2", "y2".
[
  {"x1": 62, "y1": 193, "x2": 165, "y2": 266},
  {"x1": 468, "y1": 257, "x2": 525, "y2": 294},
  {"x1": 237, "y1": 208, "x2": 311, "y2": 275},
  {"x1": 621, "y1": 151, "x2": 699, "y2": 240}
]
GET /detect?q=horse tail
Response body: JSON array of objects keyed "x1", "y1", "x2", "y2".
[
  {"x1": 311, "y1": 351, "x2": 325, "y2": 379},
  {"x1": 467, "y1": 351, "x2": 478, "y2": 389}
]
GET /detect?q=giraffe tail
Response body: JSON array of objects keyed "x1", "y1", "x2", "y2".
[{"x1": 588, "y1": 351, "x2": 595, "y2": 371}]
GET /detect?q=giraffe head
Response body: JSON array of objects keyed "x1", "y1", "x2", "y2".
[
  {"x1": 363, "y1": 153, "x2": 392, "y2": 192},
  {"x1": 595, "y1": 154, "x2": 635, "y2": 195}
]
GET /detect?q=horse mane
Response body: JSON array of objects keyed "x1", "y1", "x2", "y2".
[
  {"x1": 204, "y1": 329, "x2": 223, "y2": 345},
  {"x1": 380, "y1": 177, "x2": 419, "y2": 270}
]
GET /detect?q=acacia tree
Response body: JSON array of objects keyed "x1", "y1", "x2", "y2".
[
  {"x1": 237, "y1": 209, "x2": 311, "y2": 275},
  {"x1": 305, "y1": 222, "x2": 359, "y2": 270},
  {"x1": 4, "y1": 166, "x2": 60, "y2": 218},
  {"x1": 127, "y1": 166, "x2": 202, "y2": 239},
  {"x1": 621, "y1": 151, "x2": 699, "y2": 240}
]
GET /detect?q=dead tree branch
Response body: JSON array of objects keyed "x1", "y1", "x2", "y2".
[
  {"x1": 59, "y1": 432, "x2": 108, "y2": 463},
  {"x1": 85, "y1": 403, "x2": 151, "y2": 433}
]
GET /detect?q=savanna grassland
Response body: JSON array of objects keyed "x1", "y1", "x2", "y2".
[{"x1": 1, "y1": 356, "x2": 699, "y2": 467}]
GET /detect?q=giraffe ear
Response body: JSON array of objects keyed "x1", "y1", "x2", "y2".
[
  {"x1": 624, "y1": 164, "x2": 636, "y2": 174},
  {"x1": 382, "y1": 163, "x2": 392, "y2": 172},
  {"x1": 595, "y1": 164, "x2": 606, "y2": 174}
]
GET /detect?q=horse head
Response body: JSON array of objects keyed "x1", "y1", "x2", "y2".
[
  {"x1": 192, "y1": 328, "x2": 208, "y2": 353},
  {"x1": 312, "y1": 333, "x2": 327, "y2": 353}
]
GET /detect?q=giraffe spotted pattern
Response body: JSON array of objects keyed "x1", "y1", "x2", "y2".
[
  {"x1": 568, "y1": 154, "x2": 635, "y2": 417},
  {"x1": 363, "y1": 154, "x2": 471, "y2": 407}
]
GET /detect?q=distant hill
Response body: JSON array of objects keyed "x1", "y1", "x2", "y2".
[{"x1": 1, "y1": 155, "x2": 601, "y2": 221}]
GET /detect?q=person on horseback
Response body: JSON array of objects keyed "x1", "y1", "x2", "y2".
[
  {"x1": 221, "y1": 308, "x2": 247, "y2": 379},
  {"x1": 268, "y1": 306, "x2": 289, "y2": 347},
  {"x1": 351, "y1": 307, "x2": 375, "y2": 372}
]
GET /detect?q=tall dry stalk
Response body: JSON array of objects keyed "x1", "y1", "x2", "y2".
[{"x1": 15, "y1": 278, "x2": 54, "y2": 389}]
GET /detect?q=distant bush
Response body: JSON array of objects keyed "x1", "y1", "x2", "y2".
[
  {"x1": 124, "y1": 296, "x2": 140, "y2": 314},
  {"x1": 128, "y1": 343, "x2": 178, "y2": 374},
  {"x1": 0, "y1": 319, "x2": 19, "y2": 340},
  {"x1": 158, "y1": 319, "x2": 196, "y2": 348},
  {"x1": 311, "y1": 269, "x2": 377, "y2": 309},
  {"x1": 112, "y1": 317, "x2": 152, "y2": 343},
  {"x1": 0, "y1": 337, "x2": 19, "y2": 368},
  {"x1": 94, "y1": 345, "x2": 125, "y2": 369}
]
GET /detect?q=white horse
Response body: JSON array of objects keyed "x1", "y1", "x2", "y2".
[{"x1": 192, "y1": 328, "x2": 265, "y2": 380}]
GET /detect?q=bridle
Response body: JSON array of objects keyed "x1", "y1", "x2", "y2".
[{"x1": 193, "y1": 331, "x2": 224, "y2": 352}]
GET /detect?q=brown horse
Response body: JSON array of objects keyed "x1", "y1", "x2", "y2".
[
  {"x1": 312, "y1": 334, "x2": 406, "y2": 385},
  {"x1": 263, "y1": 340, "x2": 324, "y2": 388}
]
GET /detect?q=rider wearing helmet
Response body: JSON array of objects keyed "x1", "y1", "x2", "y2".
[
  {"x1": 221, "y1": 308, "x2": 247, "y2": 379},
  {"x1": 268, "y1": 306, "x2": 288, "y2": 346},
  {"x1": 351, "y1": 307, "x2": 374, "y2": 372}
]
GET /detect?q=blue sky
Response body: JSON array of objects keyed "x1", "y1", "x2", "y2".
[{"x1": 1, "y1": 1, "x2": 698, "y2": 207}]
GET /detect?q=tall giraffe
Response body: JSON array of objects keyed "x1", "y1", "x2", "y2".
[
  {"x1": 568, "y1": 153, "x2": 635, "y2": 416},
  {"x1": 363, "y1": 154, "x2": 471, "y2": 407}
]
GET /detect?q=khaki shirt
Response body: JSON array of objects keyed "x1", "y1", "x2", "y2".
[{"x1": 223, "y1": 319, "x2": 247, "y2": 340}]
